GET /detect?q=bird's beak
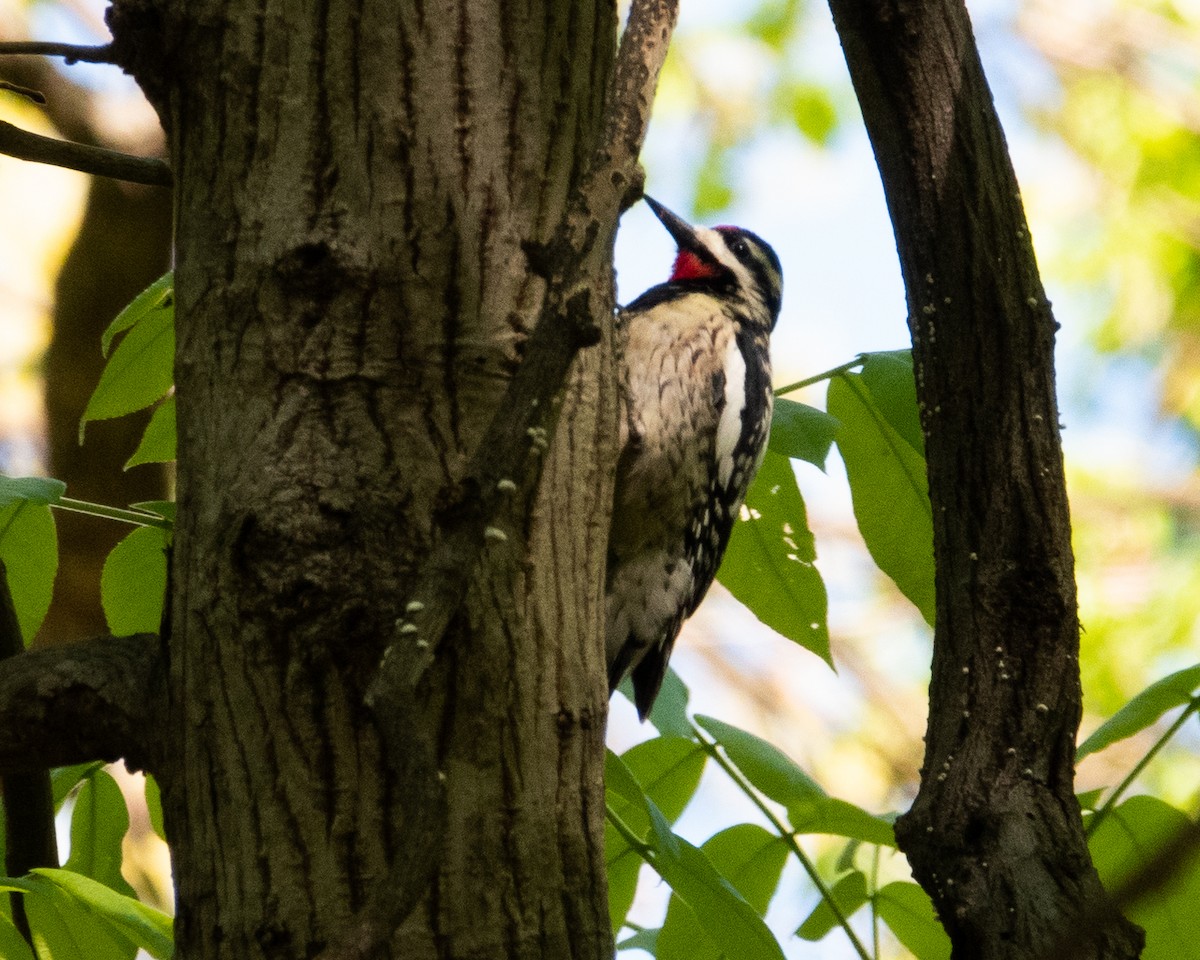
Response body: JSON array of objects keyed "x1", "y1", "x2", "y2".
[{"x1": 644, "y1": 196, "x2": 709, "y2": 258}]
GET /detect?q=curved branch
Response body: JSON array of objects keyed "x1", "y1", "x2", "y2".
[
  {"x1": 825, "y1": 0, "x2": 1141, "y2": 956},
  {"x1": 0, "y1": 633, "x2": 164, "y2": 774},
  {"x1": 0, "y1": 120, "x2": 172, "y2": 186}
]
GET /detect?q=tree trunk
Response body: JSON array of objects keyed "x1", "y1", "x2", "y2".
[
  {"x1": 109, "y1": 1, "x2": 620, "y2": 957},
  {"x1": 826, "y1": 0, "x2": 1142, "y2": 957}
]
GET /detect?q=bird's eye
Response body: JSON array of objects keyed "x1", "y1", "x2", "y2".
[{"x1": 731, "y1": 238, "x2": 750, "y2": 259}]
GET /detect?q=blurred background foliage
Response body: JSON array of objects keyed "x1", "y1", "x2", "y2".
[{"x1": 2, "y1": 0, "x2": 1200, "y2": 956}]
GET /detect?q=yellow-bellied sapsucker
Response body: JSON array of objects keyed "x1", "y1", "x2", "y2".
[{"x1": 607, "y1": 197, "x2": 783, "y2": 720}]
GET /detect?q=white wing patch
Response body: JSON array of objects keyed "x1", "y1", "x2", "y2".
[{"x1": 715, "y1": 336, "x2": 747, "y2": 488}]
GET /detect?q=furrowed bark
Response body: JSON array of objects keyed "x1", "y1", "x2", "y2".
[
  {"x1": 0, "y1": 633, "x2": 162, "y2": 772},
  {"x1": 826, "y1": 0, "x2": 1143, "y2": 957},
  {"x1": 102, "y1": 0, "x2": 672, "y2": 957}
]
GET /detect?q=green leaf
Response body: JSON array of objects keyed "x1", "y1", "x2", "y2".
[
  {"x1": 0, "y1": 476, "x2": 65, "y2": 508},
  {"x1": 604, "y1": 748, "x2": 658, "y2": 935},
  {"x1": 1077, "y1": 664, "x2": 1200, "y2": 760},
  {"x1": 31, "y1": 869, "x2": 174, "y2": 960},
  {"x1": 1077, "y1": 788, "x2": 1105, "y2": 812},
  {"x1": 129, "y1": 501, "x2": 176, "y2": 525},
  {"x1": 828, "y1": 352, "x2": 935, "y2": 625},
  {"x1": 0, "y1": 911, "x2": 35, "y2": 960},
  {"x1": 768, "y1": 399, "x2": 839, "y2": 470},
  {"x1": 145, "y1": 775, "x2": 166, "y2": 842},
  {"x1": 642, "y1": 667, "x2": 693, "y2": 738},
  {"x1": 717, "y1": 451, "x2": 831, "y2": 663},
  {"x1": 51, "y1": 763, "x2": 104, "y2": 811},
  {"x1": 19, "y1": 873, "x2": 137, "y2": 960},
  {"x1": 876, "y1": 881, "x2": 951, "y2": 960},
  {"x1": 697, "y1": 714, "x2": 822, "y2": 803},
  {"x1": 860, "y1": 350, "x2": 925, "y2": 452},
  {"x1": 65, "y1": 770, "x2": 136, "y2": 898},
  {"x1": 693, "y1": 145, "x2": 734, "y2": 219},
  {"x1": 658, "y1": 825, "x2": 789, "y2": 960},
  {"x1": 787, "y1": 84, "x2": 838, "y2": 146},
  {"x1": 81, "y1": 295, "x2": 175, "y2": 442},
  {"x1": 0, "y1": 500, "x2": 58, "y2": 642},
  {"x1": 615, "y1": 737, "x2": 707, "y2": 834},
  {"x1": 1088, "y1": 796, "x2": 1200, "y2": 960},
  {"x1": 696, "y1": 715, "x2": 895, "y2": 846},
  {"x1": 125, "y1": 398, "x2": 177, "y2": 469},
  {"x1": 101, "y1": 273, "x2": 173, "y2": 357},
  {"x1": 616, "y1": 927, "x2": 659, "y2": 953},
  {"x1": 605, "y1": 741, "x2": 706, "y2": 936},
  {"x1": 646, "y1": 803, "x2": 786, "y2": 960},
  {"x1": 797, "y1": 870, "x2": 868, "y2": 941},
  {"x1": 101, "y1": 525, "x2": 169, "y2": 636}
]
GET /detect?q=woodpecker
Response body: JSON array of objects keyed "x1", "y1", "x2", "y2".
[{"x1": 606, "y1": 197, "x2": 783, "y2": 720}]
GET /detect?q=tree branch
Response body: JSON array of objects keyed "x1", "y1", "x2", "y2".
[
  {"x1": 0, "y1": 564, "x2": 56, "y2": 947},
  {"x1": 0, "y1": 41, "x2": 115, "y2": 63},
  {"x1": 316, "y1": 2, "x2": 679, "y2": 957},
  {"x1": 0, "y1": 119, "x2": 172, "y2": 186},
  {"x1": 825, "y1": 0, "x2": 1142, "y2": 956},
  {"x1": 0, "y1": 633, "x2": 164, "y2": 774}
]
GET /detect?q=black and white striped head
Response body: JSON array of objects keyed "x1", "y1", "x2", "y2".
[{"x1": 645, "y1": 196, "x2": 783, "y2": 331}]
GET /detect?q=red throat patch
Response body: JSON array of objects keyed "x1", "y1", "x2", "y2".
[{"x1": 670, "y1": 250, "x2": 721, "y2": 281}]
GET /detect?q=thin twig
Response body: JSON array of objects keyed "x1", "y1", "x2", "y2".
[
  {"x1": 695, "y1": 727, "x2": 874, "y2": 960},
  {"x1": 0, "y1": 41, "x2": 115, "y2": 64},
  {"x1": 774, "y1": 356, "x2": 865, "y2": 396},
  {"x1": 1085, "y1": 700, "x2": 1199, "y2": 839},
  {"x1": 0, "y1": 119, "x2": 172, "y2": 186}
]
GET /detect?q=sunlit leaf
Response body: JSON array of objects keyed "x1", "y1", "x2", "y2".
[
  {"x1": 613, "y1": 738, "x2": 707, "y2": 835},
  {"x1": 646, "y1": 803, "x2": 786, "y2": 960},
  {"x1": 51, "y1": 763, "x2": 104, "y2": 811},
  {"x1": 100, "y1": 273, "x2": 173, "y2": 357},
  {"x1": 696, "y1": 715, "x2": 894, "y2": 846},
  {"x1": 125, "y1": 398, "x2": 177, "y2": 469},
  {"x1": 787, "y1": 83, "x2": 838, "y2": 146},
  {"x1": 0, "y1": 911, "x2": 35, "y2": 960},
  {"x1": 797, "y1": 870, "x2": 868, "y2": 941},
  {"x1": 145, "y1": 776, "x2": 166, "y2": 842},
  {"x1": 16, "y1": 874, "x2": 136, "y2": 960},
  {"x1": 642, "y1": 668, "x2": 692, "y2": 738},
  {"x1": 718, "y1": 451, "x2": 830, "y2": 663},
  {"x1": 0, "y1": 501, "x2": 57, "y2": 642},
  {"x1": 31, "y1": 869, "x2": 173, "y2": 959},
  {"x1": 101, "y1": 526, "x2": 169, "y2": 636},
  {"x1": 65, "y1": 770, "x2": 136, "y2": 898},
  {"x1": 0, "y1": 476, "x2": 65, "y2": 508},
  {"x1": 876, "y1": 881, "x2": 951, "y2": 960},
  {"x1": 828, "y1": 351, "x2": 934, "y2": 625},
  {"x1": 693, "y1": 144, "x2": 734, "y2": 219},
  {"x1": 658, "y1": 824, "x2": 788, "y2": 960},
  {"x1": 1077, "y1": 664, "x2": 1200, "y2": 760},
  {"x1": 1088, "y1": 796, "x2": 1200, "y2": 960},
  {"x1": 605, "y1": 742, "x2": 706, "y2": 936},
  {"x1": 768, "y1": 398, "x2": 839, "y2": 471},
  {"x1": 81, "y1": 298, "x2": 175, "y2": 442}
]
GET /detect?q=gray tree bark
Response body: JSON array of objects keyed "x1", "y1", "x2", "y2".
[
  {"x1": 826, "y1": 0, "x2": 1143, "y2": 956},
  {"x1": 92, "y1": 0, "x2": 666, "y2": 956}
]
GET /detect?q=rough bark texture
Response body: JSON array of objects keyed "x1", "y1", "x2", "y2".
[
  {"x1": 103, "y1": 1, "x2": 622, "y2": 958},
  {"x1": 826, "y1": 1, "x2": 1143, "y2": 958}
]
